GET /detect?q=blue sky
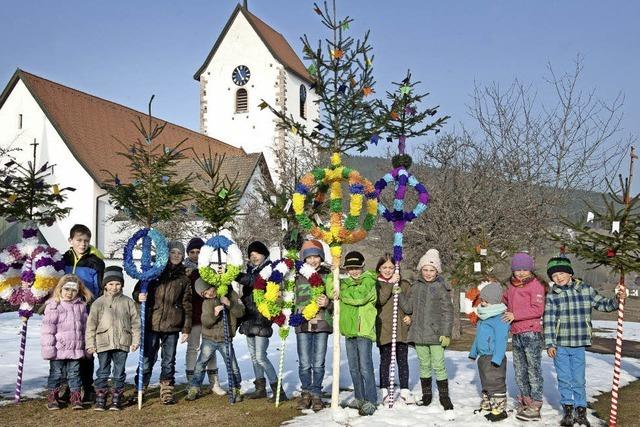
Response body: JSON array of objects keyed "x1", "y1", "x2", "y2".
[{"x1": 1, "y1": 1, "x2": 638, "y2": 167}]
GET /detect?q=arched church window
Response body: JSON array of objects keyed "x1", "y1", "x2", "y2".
[
  {"x1": 236, "y1": 88, "x2": 248, "y2": 113},
  {"x1": 300, "y1": 85, "x2": 307, "y2": 119}
]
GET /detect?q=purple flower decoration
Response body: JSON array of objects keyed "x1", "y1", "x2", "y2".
[
  {"x1": 20, "y1": 270, "x2": 35, "y2": 283},
  {"x1": 22, "y1": 228, "x2": 38, "y2": 239},
  {"x1": 289, "y1": 312, "x2": 304, "y2": 327}
]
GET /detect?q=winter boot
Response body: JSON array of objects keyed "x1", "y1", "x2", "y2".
[
  {"x1": 479, "y1": 391, "x2": 491, "y2": 412},
  {"x1": 46, "y1": 388, "x2": 60, "y2": 410},
  {"x1": 575, "y1": 407, "x2": 591, "y2": 427},
  {"x1": 400, "y1": 388, "x2": 415, "y2": 405},
  {"x1": 82, "y1": 386, "x2": 96, "y2": 406},
  {"x1": 420, "y1": 377, "x2": 432, "y2": 406},
  {"x1": 297, "y1": 391, "x2": 312, "y2": 410},
  {"x1": 245, "y1": 378, "x2": 267, "y2": 399},
  {"x1": 109, "y1": 388, "x2": 124, "y2": 411},
  {"x1": 232, "y1": 387, "x2": 243, "y2": 402},
  {"x1": 207, "y1": 369, "x2": 226, "y2": 395},
  {"x1": 186, "y1": 370, "x2": 194, "y2": 384},
  {"x1": 268, "y1": 382, "x2": 288, "y2": 402},
  {"x1": 380, "y1": 387, "x2": 390, "y2": 405},
  {"x1": 184, "y1": 386, "x2": 200, "y2": 401},
  {"x1": 485, "y1": 393, "x2": 508, "y2": 422},
  {"x1": 57, "y1": 383, "x2": 70, "y2": 404},
  {"x1": 70, "y1": 390, "x2": 83, "y2": 410},
  {"x1": 93, "y1": 388, "x2": 107, "y2": 411},
  {"x1": 358, "y1": 401, "x2": 377, "y2": 416},
  {"x1": 518, "y1": 399, "x2": 542, "y2": 421},
  {"x1": 159, "y1": 380, "x2": 176, "y2": 405},
  {"x1": 311, "y1": 394, "x2": 324, "y2": 412},
  {"x1": 560, "y1": 405, "x2": 574, "y2": 427},
  {"x1": 347, "y1": 398, "x2": 363, "y2": 409},
  {"x1": 515, "y1": 395, "x2": 530, "y2": 419},
  {"x1": 436, "y1": 379, "x2": 454, "y2": 410}
]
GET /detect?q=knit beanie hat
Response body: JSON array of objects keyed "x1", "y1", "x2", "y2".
[
  {"x1": 247, "y1": 241, "x2": 270, "y2": 258},
  {"x1": 546, "y1": 256, "x2": 574, "y2": 280},
  {"x1": 102, "y1": 265, "x2": 125, "y2": 286},
  {"x1": 343, "y1": 251, "x2": 365, "y2": 268},
  {"x1": 511, "y1": 252, "x2": 535, "y2": 272},
  {"x1": 300, "y1": 240, "x2": 324, "y2": 262},
  {"x1": 417, "y1": 249, "x2": 442, "y2": 273},
  {"x1": 479, "y1": 281, "x2": 503, "y2": 305},
  {"x1": 168, "y1": 240, "x2": 185, "y2": 257},
  {"x1": 187, "y1": 237, "x2": 205, "y2": 253}
]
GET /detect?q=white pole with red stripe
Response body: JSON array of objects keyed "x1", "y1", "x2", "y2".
[{"x1": 609, "y1": 276, "x2": 626, "y2": 427}]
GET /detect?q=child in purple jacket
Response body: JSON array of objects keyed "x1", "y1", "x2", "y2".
[
  {"x1": 501, "y1": 252, "x2": 546, "y2": 421},
  {"x1": 41, "y1": 274, "x2": 93, "y2": 410}
]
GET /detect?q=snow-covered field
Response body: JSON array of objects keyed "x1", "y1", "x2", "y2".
[
  {"x1": 592, "y1": 320, "x2": 640, "y2": 342},
  {"x1": 1, "y1": 312, "x2": 639, "y2": 426}
]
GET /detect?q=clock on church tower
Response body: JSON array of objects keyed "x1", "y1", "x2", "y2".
[{"x1": 232, "y1": 65, "x2": 251, "y2": 86}]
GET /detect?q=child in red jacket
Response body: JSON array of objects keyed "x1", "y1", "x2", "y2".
[{"x1": 502, "y1": 252, "x2": 546, "y2": 421}]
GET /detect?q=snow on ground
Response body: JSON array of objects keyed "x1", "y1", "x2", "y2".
[
  {"x1": 1, "y1": 312, "x2": 639, "y2": 426},
  {"x1": 592, "y1": 320, "x2": 640, "y2": 342}
]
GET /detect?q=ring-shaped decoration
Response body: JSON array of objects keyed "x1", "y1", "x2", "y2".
[
  {"x1": 292, "y1": 153, "x2": 378, "y2": 261},
  {"x1": 0, "y1": 226, "x2": 65, "y2": 317},
  {"x1": 374, "y1": 167, "x2": 430, "y2": 261},
  {"x1": 198, "y1": 234, "x2": 243, "y2": 297},
  {"x1": 253, "y1": 258, "x2": 296, "y2": 338},
  {"x1": 291, "y1": 260, "x2": 326, "y2": 323},
  {"x1": 123, "y1": 228, "x2": 168, "y2": 282}
]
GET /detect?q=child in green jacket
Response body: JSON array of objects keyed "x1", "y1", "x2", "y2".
[{"x1": 329, "y1": 251, "x2": 378, "y2": 416}]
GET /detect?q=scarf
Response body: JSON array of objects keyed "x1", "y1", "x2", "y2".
[
  {"x1": 477, "y1": 303, "x2": 507, "y2": 320},
  {"x1": 510, "y1": 274, "x2": 535, "y2": 288}
]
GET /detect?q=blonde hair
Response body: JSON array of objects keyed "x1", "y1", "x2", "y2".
[{"x1": 51, "y1": 274, "x2": 94, "y2": 303}]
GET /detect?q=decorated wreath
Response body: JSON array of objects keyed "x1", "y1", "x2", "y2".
[
  {"x1": 198, "y1": 234, "x2": 243, "y2": 297},
  {"x1": 253, "y1": 257, "x2": 297, "y2": 339},
  {"x1": 123, "y1": 228, "x2": 169, "y2": 282},
  {"x1": 289, "y1": 260, "x2": 327, "y2": 324}
]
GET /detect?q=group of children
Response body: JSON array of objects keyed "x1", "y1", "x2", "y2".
[{"x1": 36, "y1": 224, "x2": 625, "y2": 426}]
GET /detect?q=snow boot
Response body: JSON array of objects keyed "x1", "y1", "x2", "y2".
[
  {"x1": 485, "y1": 393, "x2": 507, "y2": 422},
  {"x1": 186, "y1": 370, "x2": 194, "y2": 384},
  {"x1": 358, "y1": 401, "x2": 377, "y2": 416},
  {"x1": 82, "y1": 386, "x2": 96, "y2": 406},
  {"x1": 245, "y1": 378, "x2": 267, "y2": 399},
  {"x1": 311, "y1": 394, "x2": 324, "y2": 412},
  {"x1": 347, "y1": 398, "x2": 363, "y2": 409},
  {"x1": 297, "y1": 391, "x2": 312, "y2": 409},
  {"x1": 57, "y1": 383, "x2": 70, "y2": 404},
  {"x1": 436, "y1": 379, "x2": 454, "y2": 411},
  {"x1": 232, "y1": 387, "x2": 243, "y2": 402},
  {"x1": 184, "y1": 386, "x2": 200, "y2": 401},
  {"x1": 207, "y1": 369, "x2": 226, "y2": 395},
  {"x1": 420, "y1": 377, "x2": 432, "y2": 406},
  {"x1": 109, "y1": 388, "x2": 124, "y2": 411},
  {"x1": 575, "y1": 406, "x2": 591, "y2": 427},
  {"x1": 400, "y1": 388, "x2": 415, "y2": 405},
  {"x1": 46, "y1": 388, "x2": 60, "y2": 410},
  {"x1": 70, "y1": 390, "x2": 83, "y2": 410},
  {"x1": 159, "y1": 380, "x2": 176, "y2": 405},
  {"x1": 268, "y1": 382, "x2": 288, "y2": 402},
  {"x1": 517, "y1": 399, "x2": 542, "y2": 421},
  {"x1": 480, "y1": 391, "x2": 491, "y2": 412},
  {"x1": 380, "y1": 387, "x2": 390, "y2": 405},
  {"x1": 93, "y1": 388, "x2": 107, "y2": 411},
  {"x1": 560, "y1": 404, "x2": 574, "y2": 426}
]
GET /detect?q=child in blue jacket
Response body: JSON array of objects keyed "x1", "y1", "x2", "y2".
[{"x1": 469, "y1": 281, "x2": 510, "y2": 422}]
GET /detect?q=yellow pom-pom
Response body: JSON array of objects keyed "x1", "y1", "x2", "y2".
[
  {"x1": 292, "y1": 193, "x2": 305, "y2": 214},
  {"x1": 330, "y1": 182, "x2": 342, "y2": 200},
  {"x1": 33, "y1": 277, "x2": 58, "y2": 292},
  {"x1": 330, "y1": 246, "x2": 342, "y2": 258},
  {"x1": 265, "y1": 282, "x2": 280, "y2": 302},
  {"x1": 331, "y1": 153, "x2": 341, "y2": 166},
  {"x1": 257, "y1": 302, "x2": 272, "y2": 319},
  {"x1": 367, "y1": 199, "x2": 378, "y2": 215},
  {"x1": 350, "y1": 194, "x2": 363, "y2": 216},
  {"x1": 302, "y1": 301, "x2": 320, "y2": 320}
]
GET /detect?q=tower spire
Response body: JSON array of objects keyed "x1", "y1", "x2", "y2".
[{"x1": 243, "y1": 0, "x2": 248, "y2": 10}]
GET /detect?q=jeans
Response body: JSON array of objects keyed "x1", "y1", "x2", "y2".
[
  {"x1": 186, "y1": 324, "x2": 217, "y2": 372},
  {"x1": 135, "y1": 330, "x2": 179, "y2": 386},
  {"x1": 48, "y1": 360, "x2": 81, "y2": 391},
  {"x1": 379, "y1": 342, "x2": 409, "y2": 389},
  {"x1": 246, "y1": 335, "x2": 278, "y2": 384},
  {"x1": 95, "y1": 350, "x2": 128, "y2": 390},
  {"x1": 512, "y1": 332, "x2": 544, "y2": 402},
  {"x1": 191, "y1": 338, "x2": 241, "y2": 388},
  {"x1": 553, "y1": 346, "x2": 586, "y2": 407},
  {"x1": 345, "y1": 337, "x2": 377, "y2": 404},
  {"x1": 296, "y1": 331, "x2": 329, "y2": 396},
  {"x1": 415, "y1": 344, "x2": 448, "y2": 380}
]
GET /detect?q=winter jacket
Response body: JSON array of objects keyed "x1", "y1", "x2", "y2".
[
  {"x1": 63, "y1": 246, "x2": 105, "y2": 299},
  {"x1": 502, "y1": 276, "x2": 545, "y2": 335},
  {"x1": 543, "y1": 278, "x2": 618, "y2": 348},
  {"x1": 41, "y1": 298, "x2": 88, "y2": 360},
  {"x1": 132, "y1": 263, "x2": 192, "y2": 334},
  {"x1": 199, "y1": 287, "x2": 245, "y2": 342},
  {"x1": 85, "y1": 292, "x2": 140, "y2": 353},
  {"x1": 294, "y1": 265, "x2": 333, "y2": 334},
  {"x1": 237, "y1": 261, "x2": 274, "y2": 337},
  {"x1": 376, "y1": 277, "x2": 411, "y2": 346},
  {"x1": 399, "y1": 275, "x2": 453, "y2": 345},
  {"x1": 469, "y1": 304, "x2": 510, "y2": 366},
  {"x1": 328, "y1": 270, "x2": 377, "y2": 341}
]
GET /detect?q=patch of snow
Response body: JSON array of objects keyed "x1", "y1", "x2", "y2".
[{"x1": 592, "y1": 320, "x2": 640, "y2": 342}]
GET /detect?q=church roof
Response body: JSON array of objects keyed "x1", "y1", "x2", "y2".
[
  {"x1": 194, "y1": 4, "x2": 313, "y2": 84},
  {"x1": 0, "y1": 69, "x2": 247, "y2": 185}
]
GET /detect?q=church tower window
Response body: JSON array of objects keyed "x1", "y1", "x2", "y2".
[
  {"x1": 299, "y1": 85, "x2": 307, "y2": 119},
  {"x1": 236, "y1": 88, "x2": 248, "y2": 113}
]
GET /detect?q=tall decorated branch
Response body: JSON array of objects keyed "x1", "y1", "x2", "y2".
[
  {"x1": 372, "y1": 71, "x2": 447, "y2": 406},
  {"x1": 191, "y1": 149, "x2": 244, "y2": 404},
  {"x1": 0, "y1": 141, "x2": 71, "y2": 402},
  {"x1": 261, "y1": 1, "x2": 379, "y2": 409},
  {"x1": 102, "y1": 96, "x2": 192, "y2": 408},
  {"x1": 548, "y1": 147, "x2": 640, "y2": 427}
]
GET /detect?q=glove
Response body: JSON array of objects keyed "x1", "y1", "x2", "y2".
[{"x1": 439, "y1": 336, "x2": 450, "y2": 348}]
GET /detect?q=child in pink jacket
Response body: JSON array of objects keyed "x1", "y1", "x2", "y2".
[
  {"x1": 502, "y1": 252, "x2": 546, "y2": 421},
  {"x1": 41, "y1": 274, "x2": 93, "y2": 410}
]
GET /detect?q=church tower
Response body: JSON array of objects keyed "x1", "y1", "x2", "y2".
[{"x1": 194, "y1": 4, "x2": 318, "y2": 177}]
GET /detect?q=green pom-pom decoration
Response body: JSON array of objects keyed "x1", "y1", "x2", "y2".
[
  {"x1": 341, "y1": 167, "x2": 352, "y2": 178},
  {"x1": 363, "y1": 214, "x2": 376, "y2": 231},
  {"x1": 312, "y1": 168, "x2": 326, "y2": 181},
  {"x1": 344, "y1": 215, "x2": 359, "y2": 230},
  {"x1": 296, "y1": 214, "x2": 313, "y2": 230},
  {"x1": 330, "y1": 198, "x2": 342, "y2": 212}
]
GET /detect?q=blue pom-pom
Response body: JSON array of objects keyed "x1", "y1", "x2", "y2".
[{"x1": 289, "y1": 312, "x2": 304, "y2": 327}]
